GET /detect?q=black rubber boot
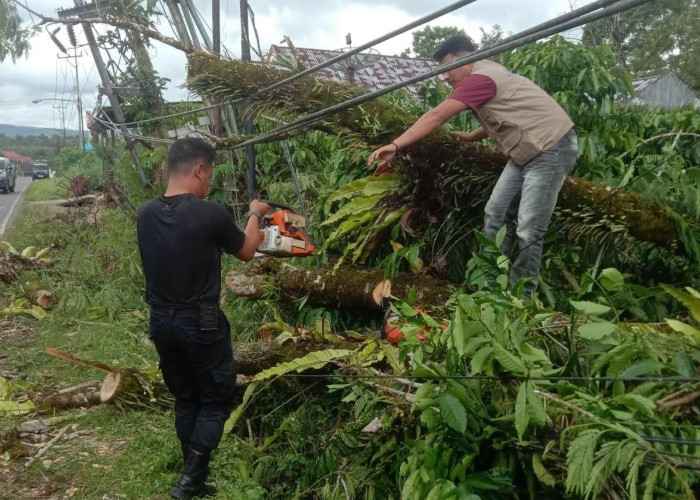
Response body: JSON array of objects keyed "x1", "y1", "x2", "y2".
[{"x1": 170, "y1": 448, "x2": 218, "y2": 499}]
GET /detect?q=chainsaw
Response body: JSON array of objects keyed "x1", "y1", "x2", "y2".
[{"x1": 257, "y1": 201, "x2": 315, "y2": 257}]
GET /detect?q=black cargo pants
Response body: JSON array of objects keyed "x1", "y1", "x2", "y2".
[{"x1": 149, "y1": 306, "x2": 237, "y2": 452}]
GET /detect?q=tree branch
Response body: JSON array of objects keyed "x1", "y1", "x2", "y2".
[
  {"x1": 11, "y1": 0, "x2": 195, "y2": 54},
  {"x1": 619, "y1": 132, "x2": 700, "y2": 159}
]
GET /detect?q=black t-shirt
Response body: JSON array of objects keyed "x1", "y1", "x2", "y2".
[{"x1": 137, "y1": 194, "x2": 245, "y2": 308}]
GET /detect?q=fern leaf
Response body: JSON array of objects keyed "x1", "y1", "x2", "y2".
[
  {"x1": 321, "y1": 194, "x2": 384, "y2": 227},
  {"x1": 566, "y1": 429, "x2": 601, "y2": 495}
]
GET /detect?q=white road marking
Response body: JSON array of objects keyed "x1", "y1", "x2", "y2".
[{"x1": 0, "y1": 182, "x2": 29, "y2": 237}]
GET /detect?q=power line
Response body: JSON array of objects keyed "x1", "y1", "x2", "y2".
[
  {"x1": 227, "y1": 0, "x2": 651, "y2": 151},
  {"x1": 93, "y1": 0, "x2": 484, "y2": 128},
  {"x1": 281, "y1": 373, "x2": 700, "y2": 383}
]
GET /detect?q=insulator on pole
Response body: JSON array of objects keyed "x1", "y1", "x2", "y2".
[
  {"x1": 49, "y1": 28, "x2": 68, "y2": 54},
  {"x1": 67, "y1": 25, "x2": 77, "y2": 48}
]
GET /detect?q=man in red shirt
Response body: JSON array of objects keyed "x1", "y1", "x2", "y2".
[{"x1": 369, "y1": 35, "x2": 577, "y2": 295}]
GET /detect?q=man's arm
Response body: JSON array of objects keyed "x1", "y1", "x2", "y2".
[
  {"x1": 368, "y1": 99, "x2": 468, "y2": 166},
  {"x1": 452, "y1": 127, "x2": 488, "y2": 142},
  {"x1": 234, "y1": 200, "x2": 270, "y2": 261}
]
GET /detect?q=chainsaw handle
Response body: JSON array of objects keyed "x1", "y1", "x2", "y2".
[{"x1": 260, "y1": 200, "x2": 300, "y2": 214}]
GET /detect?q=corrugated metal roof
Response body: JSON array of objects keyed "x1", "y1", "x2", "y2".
[
  {"x1": 631, "y1": 75, "x2": 662, "y2": 93},
  {"x1": 266, "y1": 45, "x2": 440, "y2": 95}
]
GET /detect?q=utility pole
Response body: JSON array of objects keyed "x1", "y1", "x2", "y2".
[
  {"x1": 54, "y1": 103, "x2": 68, "y2": 148},
  {"x1": 240, "y1": 0, "x2": 257, "y2": 201},
  {"x1": 59, "y1": 0, "x2": 150, "y2": 186},
  {"x1": 58, "y1": 48, "x2": 84, "y2": 150}
]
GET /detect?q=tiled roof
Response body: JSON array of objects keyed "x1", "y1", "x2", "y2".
[
  {"x1": 1, "y1": 151, "x2": 33, "y2": 162},
  {"x1": 266, "y1": 45, "x2": 440, "y2": 95}
]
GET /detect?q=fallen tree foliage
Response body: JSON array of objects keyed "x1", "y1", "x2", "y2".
[{"x1": 187, "y1": 54, "x2": 699, "y2": 266}]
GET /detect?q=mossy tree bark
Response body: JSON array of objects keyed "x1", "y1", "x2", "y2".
[{"x1": 226, "y1": 259, "x2": 452, "y2": 310}]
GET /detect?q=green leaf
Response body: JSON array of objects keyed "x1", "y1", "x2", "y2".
[
  {"x1": 470, "y1": 346, "x2": 492, "y2": 374},
  {"x1": 321, "y1": 194, "x2": 383, "y2": 226},
  {"x1": 578, "y1": 321, "x2": 617, "y2": 340},
  {"x1": 492, "y1": 342, "x2": 527, "y2": 375},
  {"x1": 566, "y1": 430, "x2": 600, "y2": 495},
  {"x1": 599, "y1": 268, "x2": 624, "y2": 291},
  {"x1": 526, "y1": 382, "x2": 546, "y2": 427},
  {"x1": 515, "y1": 382, "x2": 528, "y2": 441},
  {"x1": 0, "y1": 400, "x2": 35, "y2": 415},
  {"x1": 570, "y1": 300, "x2": 611, "y2": 316},
  {"x1": 438, "y1": 392, "x2": 467, "y2": 434},
  {"x1": 660, "y1": 283, "x2": 700, "y2": 323},
  {"x1": 621, "y1": 360, "x2": 665, "y2": 378},
  {"x1": 532, "y1": 453, "x2": 557, "y2": 487},
  {"x1": 253, "y1": 349, "x2": 354, "y2": 382},
  {"x1": 665, "y1": 319, "x2": 700, "y2": 343},
  {"x1": 616, "y1": 394, "x2": 656, "y2": 418},
  {"x1": 674, "y1": 350, "x2": 694, "y2": 377}
]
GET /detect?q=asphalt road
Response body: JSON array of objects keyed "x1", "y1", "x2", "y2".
[{"x1": 0, "y1": 175, "x2": 32, "y2": 238}]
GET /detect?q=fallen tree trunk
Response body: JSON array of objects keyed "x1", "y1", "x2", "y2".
[
  {"x1": 34, "y1": 381, "x2": 102, "y2": 411},
  {"x1": 186, "y1": 54, "x2": 697, "y2": 261},
  {"x1": 226, "y1": 259, "x2": 452, "y2": 311}
]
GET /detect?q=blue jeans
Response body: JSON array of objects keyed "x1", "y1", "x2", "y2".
[{"x1": 484, "y1": 129, "x2": 578, "y2": 294}]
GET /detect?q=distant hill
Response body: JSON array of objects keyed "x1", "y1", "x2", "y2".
[{"x1": 0, "y1": 123, "x2": 82, "y2": 138}]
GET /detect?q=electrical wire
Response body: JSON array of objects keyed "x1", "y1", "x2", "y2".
[
  {"x1": 89, "y1": 0, "x2": 485, "y2": 128},
  {"x1": 227, "y1": 0, "x2": 653, "y2": 151},
  {"x1": 280, "y1": 373, "x2": 700, "y2": 383}
]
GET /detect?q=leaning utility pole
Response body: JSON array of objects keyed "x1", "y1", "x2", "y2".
[{"x1": 58, "y1": 0, "x2": 149, "y2": 186}]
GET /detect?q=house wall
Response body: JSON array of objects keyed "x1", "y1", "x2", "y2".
[{"x1": 636, "y1": 74, "x2": 698, "y2": 110}]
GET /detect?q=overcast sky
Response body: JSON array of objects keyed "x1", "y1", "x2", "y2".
[{"x1": 0, "y1": 0, "x2": 592, "y2": 132}]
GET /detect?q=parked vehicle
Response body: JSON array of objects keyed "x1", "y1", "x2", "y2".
[
  {"x1": 0, "y1": 157, "x2": 16, "y2": 194},
  {"x1": 31, "y1": 163, "x2": 50, "y2": 181}
]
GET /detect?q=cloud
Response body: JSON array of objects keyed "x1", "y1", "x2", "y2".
[{"x1": 1, "y1": 0, "x2": 593, "y2": 129}]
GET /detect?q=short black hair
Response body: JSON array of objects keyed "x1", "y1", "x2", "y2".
[
  {"x1": 167, "y1": 137, "x2": 217, "y2": 176},
  {"x1": 433, "y1": 35, "x2": 477, "y2": 62}
]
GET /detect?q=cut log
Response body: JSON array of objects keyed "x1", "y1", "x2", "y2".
[
  {"x1": 98, "y1": 369, "x2": 171, "y2": 411},
  {"x1": 45, "y1": 347, "x2": 172, "y2": 411},
  {"x1": 226, "y1": 259, "x2": 452, "y2": 311},
  {"x1": 23, "y1": 282, "x2": 56, "y2": 309},
  {"x1": 55, "y1": 195, "x2": 97, "y2": 207},
  {"x1": 232, "y1": 339, "x2": 361, "y2": 375},
  {"x1": 35, "y1": 382, "x2": 102, "y2": 411}
]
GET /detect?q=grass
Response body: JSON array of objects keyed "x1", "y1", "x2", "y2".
[
  {"x1": 22, "y1": 178, "x2": 70, "y2": 202},
  {"x1": 0, "y1": 202, "x2": 265, "y2": 499}
]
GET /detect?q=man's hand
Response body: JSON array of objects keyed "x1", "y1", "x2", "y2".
[
  {"x1": 367, "y1": 144, "x2": 398, "y2": 170},
  {"x1": 250, "y1": 199, "x2": 270, "y2": 217},
  {"x1": 236, "y1": 200, "x2": 271, "y2": 261}
]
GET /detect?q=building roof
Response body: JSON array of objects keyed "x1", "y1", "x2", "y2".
[
  {"x1": 631, "y1": 75, "x2": 663, "y2": 93},
  {"x1": 265, "y1": 45, "x2": 440, "y2": 95},
  {"x1": 1, "y1": 151, "x2": 33, "y2": 162}
]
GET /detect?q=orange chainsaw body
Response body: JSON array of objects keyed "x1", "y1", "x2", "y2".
[{"x1": 258, "y1": 209, "x2": 315, "y2": 257}]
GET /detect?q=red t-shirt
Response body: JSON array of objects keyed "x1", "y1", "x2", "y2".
[{"x1": 448, "y1": 74, "x2": 497, "y2": 110}]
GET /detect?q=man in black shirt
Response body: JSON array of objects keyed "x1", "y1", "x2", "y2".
[{"x1": 137, "y1": 137, "x2": 269, "y2": 499}]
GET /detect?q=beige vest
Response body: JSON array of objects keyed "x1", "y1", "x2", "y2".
[{"x1": 469, "y1": 59, "x2": 574, "y2": 165}]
